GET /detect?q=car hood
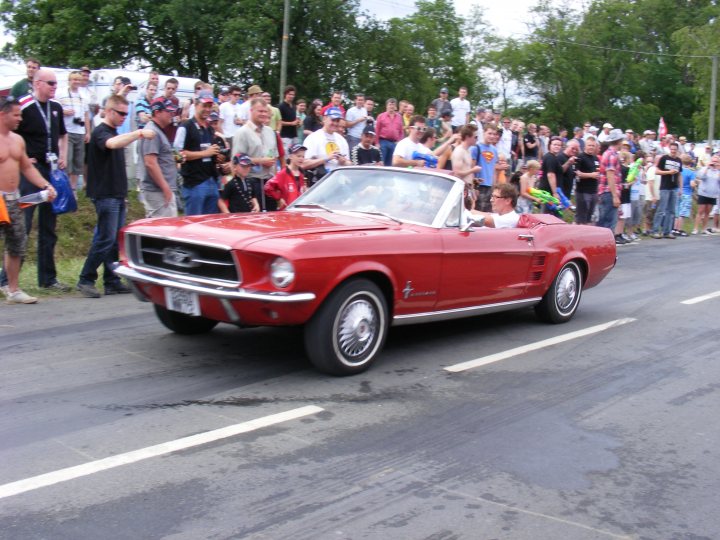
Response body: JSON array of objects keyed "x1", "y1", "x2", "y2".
[{"x1": 124, "y1": 211, "x2": 394, "y2": 249}]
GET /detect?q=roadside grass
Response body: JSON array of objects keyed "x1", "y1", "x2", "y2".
[{"x1": 16, "y1": 190, "x2": 146, "y2": 297}]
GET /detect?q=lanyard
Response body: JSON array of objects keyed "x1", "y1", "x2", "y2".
[{"x1": 34, "y1": 99, "x2": 53, "y2": 155}]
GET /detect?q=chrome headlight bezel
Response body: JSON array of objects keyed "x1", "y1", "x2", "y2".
[{"x1": 270, "y1": 257, "x2": 295, "y2": 289}]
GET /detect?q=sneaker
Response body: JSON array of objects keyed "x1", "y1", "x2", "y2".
[
  {"x1": 6, "y1": 289, "x2": 38, "y2": 304},
  {"x1": 702, "y1": 230, "x2": 712, "y2": 236},
  {"x1": 706, "y1": 228, "x2": 717, "y2": 235},
  {"x1": 677, "y1": 230, "x2": 688, "y2": 237},
  {"x1": 104, "y1": 282, "x2": 132, "y2": 295},
  {"x1": 0, "y1": 285, "x2": 8, "y2": 297},
  {"x1": 615, "y1": 234, "x2": 627, "y2": 245},
  {"x1": 77, "y1": 283, "x2": 101, "y2": 298},
  {"x1": 43, "y1": 281, "x2": 72, "y2": 292},
  {"x1": 663, "y1": 233, "x2": 676, "y2": 239},
  {"x1": 691, "y1": 229, "x2": 698, "y2": 235},
  {"x1": 630, "y1": 233, "x2": 639, "y2": 241},
  {"x1": 651, "y1": 232, "x2": 663, "y2": 239}
]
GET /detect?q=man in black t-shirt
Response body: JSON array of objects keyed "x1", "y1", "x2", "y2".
[
  {"x1": 556, "y1": 139, "x2": 580, "y2": 196},
  {"x1": 538, "y1": 137, "x2": 564, "y2": 216},
  {"x1": 651, "y1": 142, "x2": 683, "y2": 238},
  {"x1": 278, "y1": 85, "x2": 299, "y2": 153},
  {"x1": 523, "y1": 123, "x2": 539, "y2": 162},
  {"x1": 574, "y1": 137, "x2": 600, "y2": 224},
  {"x1": 77, "y1": 94, "x2": 156, "y2": 298},
  {"x1": 0, "y1": 69, "x2": 69, "y2": 291}
]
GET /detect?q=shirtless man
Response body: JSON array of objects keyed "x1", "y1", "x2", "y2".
[
  {"x1": 0, "y1": 97, "x2": 57, "y2": 304},
  {"x1": 451, "y1": 124, "x2": 481, "y2": 209}
]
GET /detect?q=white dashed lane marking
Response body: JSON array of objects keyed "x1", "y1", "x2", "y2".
[
  {"x1": 0, "y1": 405, "x2": 324, "y2": 500},
  {"x1": 444, "y1": 318, "x2": 637, "y2": 373},
  {"x1": 681, "y1": 290, "x2": 720, "y2": 305}
]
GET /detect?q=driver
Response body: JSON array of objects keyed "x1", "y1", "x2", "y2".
[{"x1": 472, "y1": 183, "x2": 520, "y2": 228}]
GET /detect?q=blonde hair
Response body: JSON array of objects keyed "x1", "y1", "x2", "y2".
[{"x1": 525, "y1": 159, "x2": 540, "y2": 171}]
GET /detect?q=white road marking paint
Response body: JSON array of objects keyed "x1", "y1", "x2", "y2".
[
  {"x1": 0, "y1": 405, "x2": 324, "y2": 500},
  {"x1": 681, "y1": 290, "x2": 720, "y2": 305},
  {"x1": 445, "y1": 318, "x2": 637, "y2": 373}
]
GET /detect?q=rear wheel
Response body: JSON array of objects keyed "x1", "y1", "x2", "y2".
[
  {"x1": 154, "y1": 305, "x2": 219, "y2": 334},
  {"x1": 304, "y1": 279, "x2": 388, "y2": 376},
  {"x1": 535, "y1": 261, "x2": 582, "y2": 323}
]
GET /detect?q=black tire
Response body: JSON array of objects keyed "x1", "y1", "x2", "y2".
[
  {"x1": 154, "y1": 304, "x2": 219, "y2": 334},
  {"x1": 304, "y1": 279, "x2": 389, "y2": 376},
  {"x1": 534, "y1": 261, "x2": 583, "y2": 324}
]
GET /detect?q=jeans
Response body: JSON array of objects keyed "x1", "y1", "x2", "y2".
[
  {"x1": 652, "y1": 189, "x2": 677, "y2": 235},
  {"x1": 182, "y1": 177, "x2": 219, "y2": 215},
  {"x1": 0, "y1": 165, "x2": 58, "y2": 288},
  {"x1": 79, "y1": 197, "x2": 126, "y2": 287},
  {"x1": 379, "y1": 139, "x2": 397, "y2": 167},
  {"x1": 346, "y1": 135, "x2": 360, "y2": 154},
  {"x1": 597, "y1": 192, "x2": 618, "y2": 231},
  {"x1": 575, "y1": 192, "x2": 598, "y2": 224}
]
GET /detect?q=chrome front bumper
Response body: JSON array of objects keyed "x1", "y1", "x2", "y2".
[{"x1": 114, "y1": 264, "x2": 316, "y2": 303}]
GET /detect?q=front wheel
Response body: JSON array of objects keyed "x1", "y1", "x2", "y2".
[
  {"x1": 535, "y1": 261, "x2": 583, "y2": 324},
  {"x1": 154, "y1": 304, "x2": 219, "y2": 334},
  {"x1": 304, "y1": 279, "x2": 388, "y2": 376}
]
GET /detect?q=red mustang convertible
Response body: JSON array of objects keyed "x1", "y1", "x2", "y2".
[{"x1": 115, "y1": 167, "x2": 616, "y2": 375}]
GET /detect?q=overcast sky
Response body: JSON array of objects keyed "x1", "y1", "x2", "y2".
[{"x1": 360, "y1": 0, "x2": 542, "y2": 36}]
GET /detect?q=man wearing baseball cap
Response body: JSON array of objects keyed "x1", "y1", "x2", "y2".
[
  {"x1": 174, "y1": 89, "x2": 221, "y2": 215},
  {"x1": 264, "y1": 143, "x2": 307, "y2": 209},
  {"x1": 139, "y1": 97, "x2": 179, "y2": 218},
  {"x1": 351, "y1": 126, "x2": 382, "y2": 166},
  {"x1": 236, "y1": 84, "x2": 264, "y2": 125},
  {"x1": 303, "y1": 107, "x2": 350, "y2": 173}
]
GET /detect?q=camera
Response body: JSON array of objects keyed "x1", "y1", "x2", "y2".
[{"x1": 72, "y1": 117, "x2": 84, "y2": 126}]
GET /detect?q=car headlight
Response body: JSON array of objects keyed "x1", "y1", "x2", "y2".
[{"x1": 270, "y1": 257, "x2": 295, "y2": 288}]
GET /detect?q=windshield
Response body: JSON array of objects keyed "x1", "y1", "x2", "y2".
[{"x1": 289, "y1": 168, "x2": 455, "y2": 226}]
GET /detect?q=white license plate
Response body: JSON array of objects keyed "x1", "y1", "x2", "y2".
[{"x1": 164, "y1": 287, "x2": 201, "y2": 316}]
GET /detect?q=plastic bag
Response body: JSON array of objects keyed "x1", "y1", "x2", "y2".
[{"x1": 50, "y1": 169, "x2": 77, "y2": 215}]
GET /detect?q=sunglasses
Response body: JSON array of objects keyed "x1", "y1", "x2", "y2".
[
  {"x1": 39, "y1": 80, "x2": 57, "y2": 86},
  {"x1": 112, "y1": 108, "x2": 129, "y2": 117},
  {"x1": 412, "y1": 126, "x2": 427, "y2": 132}
]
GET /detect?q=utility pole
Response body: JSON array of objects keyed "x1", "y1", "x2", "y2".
[
  {"x1": 709, "y1": 55, "x2": 717, "y2": 147},
  {"x1": 279, "y1": 0, "x2": 290, "y2": 99}
]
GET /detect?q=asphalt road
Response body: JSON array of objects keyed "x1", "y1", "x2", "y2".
[{"x1": 1, "y1": 235, "x2": 719, "y2": 540}]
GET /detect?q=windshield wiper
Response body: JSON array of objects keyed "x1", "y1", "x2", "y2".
[
  {"x1": 291, "y1": 203, "x2": 335, "y2": 213},
  {"x1": 346, "y1": 210, "x2": 403, "y2": 224}
]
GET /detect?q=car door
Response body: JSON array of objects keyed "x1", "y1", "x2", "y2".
[{"x1": 436, "y1": 222, "x2": 537, "y2": 311}]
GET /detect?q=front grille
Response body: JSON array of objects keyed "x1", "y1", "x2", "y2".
[{"x1": 127, "y1": 233, "x2": 240, "y2": 285}]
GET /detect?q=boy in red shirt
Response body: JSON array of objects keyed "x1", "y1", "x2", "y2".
[{"x1": 264, "y1": 143, "x2": 307, "y2": 210}]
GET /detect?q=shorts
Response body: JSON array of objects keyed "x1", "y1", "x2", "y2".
[
  {"x1": 676, "y1": 193, "x2": 692, "y2": 218},
  {"x1": 140, "y1": 189, "x2": 178, "y2": 218},
  {"x1": 618, "y1": 202, "x2": 632, "y2": 220},
  {"x1": 67, "y1": 132, "x2": 85, "y2": 175},
  {"x1": 1, "y1": 196, "x2": 28, "y2": 257},
  {"x1": 644, "y1": 200, "x2": 657, "y2": 223},
  {"x1": 697, "y1": 194, "x2": 717, "y2": 206}
]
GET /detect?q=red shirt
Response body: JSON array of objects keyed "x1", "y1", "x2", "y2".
[
  {"x1": 264, "y1": 167, "x2": 305, "y2": 208},
  {"x1": 320, "y1": 103, "x2": 346, "y2": 117},
  {"x1": 375, "y1": 112, "x2": 403, "y2": 143}
]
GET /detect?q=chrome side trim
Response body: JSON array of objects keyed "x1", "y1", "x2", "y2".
[
  {"x1": 114, "y1": 264, "x2": 316, "y2": 303},
  {"x1": 391, "y1": 297, "x2": 542, "y2": 326}
]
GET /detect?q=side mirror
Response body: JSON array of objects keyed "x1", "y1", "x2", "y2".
[{"x1": 460, "y1": 213, "x2": 484, "y2": 232}]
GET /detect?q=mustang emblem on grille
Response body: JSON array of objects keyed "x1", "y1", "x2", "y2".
[{"x1": 162, "y1": 247, "x2": 200, "y2": 268}]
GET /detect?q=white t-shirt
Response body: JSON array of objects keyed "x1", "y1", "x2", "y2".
[
  {"x1": 303, "y1": 129, "x2": 350, "y2": 172},
  {"x1": 491, "y1": 211, "x2": 520, "y2": 229},
  {"x1": 450, "y1": 97, "x2": 471, "y2": 127},
  {"x1": 237, "y1": 100, "x2": 251, "y2": 123},
  {"x1": 219, "y1": 101, "x2": 243, "y2": 138},
  {"x1": 58, "y1": 89, "x2": 88, "y2": 135},
  {"x1": 393, "y1": 137, "x2": 423, "y2": 161},
  {"x1": 345, "y1": 105, "x2": 368, "y2": 138}
]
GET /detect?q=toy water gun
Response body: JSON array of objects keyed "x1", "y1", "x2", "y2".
[
  {"x1": 625, "y1": 158, "x2": 643, "y2": 184},
  {"x1": 411, "y1": 151, "x2": 438, "y2": 168},
  {"x1": 556, "y1": 187, "x2": 572, "y2": 209},
  {"x1": 529, "y1": 188, "x2": 563, "y2": 216}
]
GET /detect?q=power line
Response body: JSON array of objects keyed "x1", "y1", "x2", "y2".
[{"x1": 532, "y1": 35, "x2": 718, "y2": 59}]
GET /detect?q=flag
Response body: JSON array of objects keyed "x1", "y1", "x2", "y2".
[{"x1": 658, "y1": 117, "x2": 667, "y2": 138}]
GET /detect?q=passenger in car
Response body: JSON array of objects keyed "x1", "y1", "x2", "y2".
[{"x1": 471, "y1": 183, "x2": 520, "y2": 228}]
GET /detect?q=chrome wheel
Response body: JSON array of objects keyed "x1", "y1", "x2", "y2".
[
  {"x1": 336, "y1": 295, "x2": 378, "y2": 360},
  {"x1": 555, "y1": 266, "x2": 579, "y2": 314}
]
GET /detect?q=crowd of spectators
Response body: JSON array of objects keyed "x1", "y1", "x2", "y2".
[{"x1": 3, "y1": 57, "x2": 720, "y2": 303}]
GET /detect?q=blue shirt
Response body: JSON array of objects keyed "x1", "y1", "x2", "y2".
[{"x1": 470, "y1": 144, "x2": 498, "y2": 185}]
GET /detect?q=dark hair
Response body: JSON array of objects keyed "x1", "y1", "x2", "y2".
[
  {"x1": 493, "y1": 182, "x2": 518, "y2": 208},
  {"x1": 25, "y1": 57, "x2": 40, "y2": 67},
  {"x1": 0, "y1": 95, "x2": 19, "y2": 113},
  {"x1": 165, "y1": 78, "x2": 179, "y2": 87},
  {"x1": 459, "y1": 124, "x2": 478, "y2": 140},
  {"x1": 419, "y1": 128, "x2": 436, "y2": 145},
  {"x1": 284, "y1": 85, "x2": 296, "y2": 97},
  {"x1": 409, "y1": 114, "x2": 426, "y2": 127},
  {"x1": 229, "y1": 85, "x2": 241, "y2": 94}
]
